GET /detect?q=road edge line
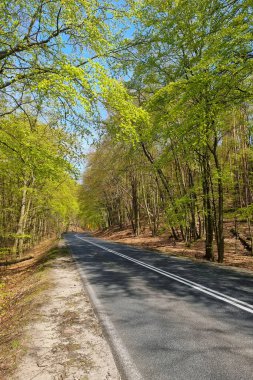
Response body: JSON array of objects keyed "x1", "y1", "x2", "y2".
[
  {"x1": 66, "y1": 240, "x2": 144, "y2": 380},
  {"x1": 75, "y1": 235, "x2": 253, "y2": 315}
]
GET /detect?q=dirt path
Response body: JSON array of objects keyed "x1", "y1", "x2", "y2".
[{"x1": 13, "y1": 242, "x2": 120, "y2": 380}]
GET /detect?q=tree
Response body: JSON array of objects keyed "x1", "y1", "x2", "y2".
[
  {"x1": 95, "y1": 0, "x2": 253, "y2": 262},
  {"x1": 0, "y1": 113, "x2": 80, "y2": 257},
  {"x1": 0, "y1": 0, "x2": 127, "y2": 127}
]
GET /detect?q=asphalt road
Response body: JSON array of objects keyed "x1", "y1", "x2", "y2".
[{"x1": 65, "y1": 232, "x2": 253, "y2": 380}]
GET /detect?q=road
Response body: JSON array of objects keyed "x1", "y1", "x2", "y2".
[{"x1": 65, "y1": 232, "x2": 253, "y2": 380}]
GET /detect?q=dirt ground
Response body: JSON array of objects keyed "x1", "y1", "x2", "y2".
[
  {"x1": 0, "y1": 238, "x2": 57, "y2": 378},
  {"x1": 0, "y1": 240, "x2": 120, "y2": 380},
  {"x1": 94, "y1": 226, "x2": 253, "y2": 272}
]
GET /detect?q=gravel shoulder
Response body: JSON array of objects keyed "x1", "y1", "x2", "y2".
[{"x1": 13, "y1": 242, "x2": 120, "y2": 380}]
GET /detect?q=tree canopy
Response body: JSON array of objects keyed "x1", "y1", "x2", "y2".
[{"x1": 1, "y1": 0, "x2": 253, "y2": 262}]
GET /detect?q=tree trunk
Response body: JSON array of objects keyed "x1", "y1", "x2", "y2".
[
  {"x1": 202, "y1": 155, "x2": 214, "y2": 261},
  {"x1": 131, "y1": 175, "x2": 140, "y2": 236},
  {"x1": 13, "y1": 180, "x2": 28, "y2": 257},
  {"x1": 210, "y1": 136, "x2": 224, "y2": 263}
]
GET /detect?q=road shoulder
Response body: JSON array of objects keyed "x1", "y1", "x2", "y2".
[{"x1": 13, "y1": 241, "x2": 120, "y2": 380}]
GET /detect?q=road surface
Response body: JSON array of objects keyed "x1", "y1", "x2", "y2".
[{"x1": 65, "y1": 232, "x2": 253, "y2": 380}]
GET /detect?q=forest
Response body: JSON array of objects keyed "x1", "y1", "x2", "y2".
[{"x1": 1, "y1": 0, "x2": 253, "y2": 263}]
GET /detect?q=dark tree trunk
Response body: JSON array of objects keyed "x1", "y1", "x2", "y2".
[
  {"x1": 131, "y1": 175, "x2": 140, "y2": 236},
  {"x1": 210, "y1": 136, "x2": 224, "y2": 263},
  {"x1": 202, "y1": 155, "x2": 214, "y2": 261}
]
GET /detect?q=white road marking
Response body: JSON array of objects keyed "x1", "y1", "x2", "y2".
[{"x1": 75, "y1": 235, "x2": 253, "y2": 315}]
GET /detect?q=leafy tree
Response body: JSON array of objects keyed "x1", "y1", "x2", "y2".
[
  {"x1": 93, "y1": 0, "x2": 253, "y2": 262},
  {"x1": 0, "y1": 113, "x2": 80, "y2": 256},
  {"x1": 0, "y1": 0, "x2": 127, "y2": 128}
]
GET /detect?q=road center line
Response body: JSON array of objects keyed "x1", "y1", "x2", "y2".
[{"x1": 75, "y1": 235, "x2": 253, "y2": 315}]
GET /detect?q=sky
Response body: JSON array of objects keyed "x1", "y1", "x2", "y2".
[{"x1": 61, "y1": 2, "x2": 136, "y2": 176}]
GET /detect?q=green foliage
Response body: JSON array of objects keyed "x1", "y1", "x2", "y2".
[
  {"x1": 1, "y1": 0, "x2": 253, "y2": 263},
  {"x1": 0, "y1": 113, "x2": 80, "y2": 251},
  {"x1": 0, "y1": 0, "x2": 124, "y2": 128},
  {"x1": 100, "y1": 77, "x2": 150, "y2": 143},
  {"x1": 78, "y1": 0, "x2": 253, "y2": 262}
]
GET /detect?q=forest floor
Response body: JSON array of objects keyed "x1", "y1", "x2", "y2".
[
  {"x1": 94, "y1": 223, "x2": 253, "y2": 273},
  {"x1": 0, "y1": 239, "x2": 119, "y2": 380}
]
